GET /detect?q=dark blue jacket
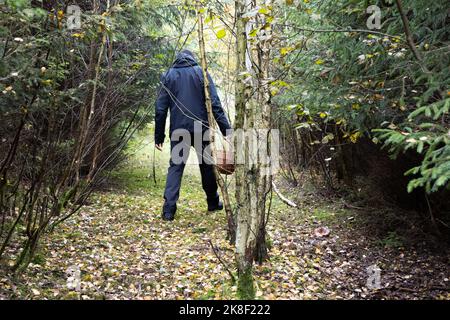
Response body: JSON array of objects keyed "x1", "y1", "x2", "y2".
[{"x1": 154, "y1": 52, "x2": 231, "y2": 145}]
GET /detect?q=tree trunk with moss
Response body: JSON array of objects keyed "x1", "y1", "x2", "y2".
[{"x1": 234, "y1": 0, "x2": 273, "y2": 299}]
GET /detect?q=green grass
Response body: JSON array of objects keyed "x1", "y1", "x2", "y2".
[
  {"x1": 309, "y1": 206, "x2": 353, "y2": 224},
  {"x1": 192, "y1": 227, "x2": 208, "y2": 234},
  {"x1": 377, "y1": 231, "x2": 404, "y2": 248},
  {"x1": 31, "y1": 251, "x2": 46, "y2": 265},
  {"x1": 311, "y1": 208, "x2": 334, "y2": 221}
]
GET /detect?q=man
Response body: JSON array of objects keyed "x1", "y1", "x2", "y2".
[{"x1": 154, "y1": 50, "x2": 231, "y2": 221}]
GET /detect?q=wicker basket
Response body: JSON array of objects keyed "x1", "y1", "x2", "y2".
[{"x1": 216, "y1": 149, "x2": 235, "y2": 175}]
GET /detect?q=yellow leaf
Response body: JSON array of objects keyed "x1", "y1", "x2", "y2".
[
  {"x1": 280, "y1": 47, "x2": 294, "y2": 56},
  {"x1": 216, "y1": 29, "x2": 226, "y2": 39},
  {"x1": 259, "y1": 7, "x2": 268, "y2": 14},
  {"x1": 72, "y1": 32, "x2": 85, "y2": 38},
  {"x1": 352, "y1": 103, "x2": 360, "y2": 110},
  {"x1": 315, "y1": 59, "x2": 324, "y2": 65},
  {"x1": 249, "y1": 28, "x2": 258, "y2": 37},
  {"x1": 336, "y1": 118, "x2": 346, "y2": 125},
  {"x1": 350, "y1": 131, "x2": 362, "y2": 143},
  {"x1": 204, "y1": 14, "x2": 213, "y2": 24},
  {"x1": 319, "y1": 112, "x2": 327, "y2": 118}
]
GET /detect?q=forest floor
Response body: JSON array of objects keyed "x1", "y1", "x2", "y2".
[{"x1": 0, "y1": 136, "x2": 449, "y2": 300}]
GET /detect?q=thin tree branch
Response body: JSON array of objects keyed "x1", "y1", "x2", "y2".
[
  {"x1": 208, "y1": 240, "x2": 236, "y2": 284},
  {"x1": 395, "y1": 0, "x2": 430, "y2": 73},
  {"x1": 271, "y1": 181, "x2": 297, "y2": 208}
]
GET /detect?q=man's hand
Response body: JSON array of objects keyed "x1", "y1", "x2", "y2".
[{"x1": 155, "y1": 143, "x2": 163, "y2": 151}]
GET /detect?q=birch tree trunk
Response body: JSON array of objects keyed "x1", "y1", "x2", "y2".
[{"x1": 235, "y1": 0, "x2": 273, "y2": 299}]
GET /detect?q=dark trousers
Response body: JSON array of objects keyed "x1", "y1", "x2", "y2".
[{"x1": 163, "y1": 132, "x2": 219, "y2": 213}]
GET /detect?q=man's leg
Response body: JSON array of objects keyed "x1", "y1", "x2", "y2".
[
  {"x1": 194, "y1": 135, "x2": 221, "y2": 211},
  {"x1": 163, "y1": 160, "x2": 185, "y2": 217},
  {"x1": 162, "y1": 135, "x2": 190, "y2": 219},
  {"x1": 199, "y1": 161, "x2": 220, "y2": 208}
]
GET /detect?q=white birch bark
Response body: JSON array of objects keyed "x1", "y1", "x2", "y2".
[{"x1": 235, "y1": 0, "x2": 273, "y2": 298}]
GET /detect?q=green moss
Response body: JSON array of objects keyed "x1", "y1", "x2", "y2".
[
  {"x1": 198, "y1": 289, "x2": 216, "y2": 300},
  {"x1": 31, "y1": 251, "x2": 46, "y2": 265},
  {"x1": 265, "y1": 236, "x2": 273, "y2": 250},
  {"x1": 237, "y1": 267, "x2": 255, "y2": 300}
]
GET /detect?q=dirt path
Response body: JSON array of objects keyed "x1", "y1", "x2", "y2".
[{"x1": 1, "y1": 148, "x2": 448, "y2": 299}]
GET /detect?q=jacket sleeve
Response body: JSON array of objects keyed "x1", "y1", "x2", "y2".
[
  {"x1": 207, "y1": 73, "x2": 232, "y2": 136},
  {"x1": 155, "y1": 73, "x2": 170, "y2": 145}
]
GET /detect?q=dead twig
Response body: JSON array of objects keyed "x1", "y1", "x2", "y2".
[
  {"x1": 341, "y1": 200, "x2": 366, "y2": 211},
  {"x1": 208, "y1": 240, "x2": 236, "y2": 284},
  {"x1": 271, "y1": 181, "x2": 298, "y2": 208}
]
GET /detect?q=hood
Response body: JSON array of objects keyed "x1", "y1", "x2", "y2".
[{"x1": 172, "y1": 52, "x2": 198, "y2": 68}]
